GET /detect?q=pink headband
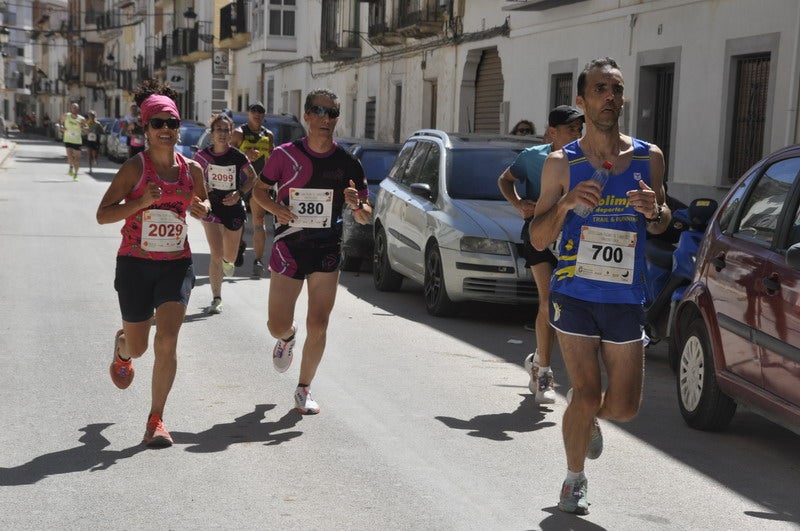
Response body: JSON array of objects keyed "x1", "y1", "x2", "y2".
[{"x1": 139, "y1": 94, "x2": 180, "y2": 125}]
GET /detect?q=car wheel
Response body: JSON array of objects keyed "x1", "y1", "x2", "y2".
[
  {"x1": 373, "y1": 228, "x2": 403, "y2": 291},
  {"x1": 424, "y1": 243, "x2": 457, "y2": 317},
  {"x1": 676, "y1": 320, "x2": 737, "y2": 431}
]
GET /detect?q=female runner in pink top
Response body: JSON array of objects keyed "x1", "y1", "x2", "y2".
[{"x1": 96, "y1": 79, "x2": 211, "y2": 448}]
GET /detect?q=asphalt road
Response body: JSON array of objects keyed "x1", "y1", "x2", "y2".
[{"x1": 1, "y1": 136, "x2": 799, "y2": 530}]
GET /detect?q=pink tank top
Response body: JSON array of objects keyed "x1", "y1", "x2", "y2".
[{"x1": 117, "y1": 152, "x2": 194, "y2": 260}]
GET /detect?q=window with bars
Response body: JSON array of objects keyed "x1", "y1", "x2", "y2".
[
  {"x1": 365, "y1": 98, "x2": 376, "y2": 139},
  {"x1": 728, "y1": 54, "x2": 770, "y2": 183},
  {"x1": 551, "y1": 73, "x2": 573, "y2": 108}
]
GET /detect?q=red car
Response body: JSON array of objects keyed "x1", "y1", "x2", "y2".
[{"x1": 670, "y1": 144, "x2": 800, "y2": 435}]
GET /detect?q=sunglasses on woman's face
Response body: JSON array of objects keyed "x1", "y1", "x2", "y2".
[
  {"x1": 148, "y1": 117, "x2": 181, "y2": 130},
  {"x1": 516, "y1": 128, "x2": 533, "y2": 135},
  {"x1": 306, "y1": 105, "x2": 340, "y2": 119}
]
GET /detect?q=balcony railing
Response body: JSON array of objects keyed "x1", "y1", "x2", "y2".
[
  {"x1": 397, "y1": 0, "x2": 443, "y2": 37},
  {"x1": 170, "y1": 20, "x2": 213, "y2": 60},
  {"x1": 220, "y1": 0, "x2": 247, "y2": 41},
  {"x1": 95, "y1": 10, "x2": 121, "y2": 31},
  {"x1": 188, "y1": 20, "x2": 213, "y2": 54}
]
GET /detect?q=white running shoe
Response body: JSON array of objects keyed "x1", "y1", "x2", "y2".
[
  {"x1": 294, "y1": 386, "x2": 320, "y2": 415},
  {"x1": 222, "y1": 259, "x2": 235, "y2": 278},
  {"x1": 205, "y1": 297, "x2": 222, "y2": 314},
  {"x1": 536, "y1": 370, "x2": 557, "y2": 404},
  {"x1": 272, "y1": 322, "x2": 296, "y2": 373},
  {"x1": 524, "y1": 352, "x2": 539, "y2": 394}
]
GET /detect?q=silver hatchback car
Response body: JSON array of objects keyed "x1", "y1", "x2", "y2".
[{"x1": 373, "y1": 130, "x2": 542, "y2": 316}]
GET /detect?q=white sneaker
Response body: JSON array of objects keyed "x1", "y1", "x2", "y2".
[
  {"x1": 205, "y1": 297, "x2": 222, "y2": 314},
  {"x1": 272, "y1": 322, "x2": 296, "y2": 373},
  {"x1": 222, "y1": 259, "x2": 235, "y2": 278},
  {"x1": 294, "y1": 386, "x2": 320, "y2": 415},
  {"x1": 536, "y1": 370, "x2": 557, "y2": 404},
  {"x1": 524, "y1": 352, "x2": 539, "y2": 394}
]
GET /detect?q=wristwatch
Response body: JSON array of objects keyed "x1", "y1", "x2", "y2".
[{"x1": 645, "y1": 204, "x2": 663, "y2": 224}]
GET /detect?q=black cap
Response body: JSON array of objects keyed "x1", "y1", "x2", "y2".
[
  {"x1": 548, "y1": 105, "x2": 584, "y2": 127},
  {"x1": 248, "y1": 102, "x2": 266, "y2": 113}
]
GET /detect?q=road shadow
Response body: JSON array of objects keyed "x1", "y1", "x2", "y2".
[
  {"x1": 0, "y1": 423, "x2": 146, "y2": 486},
  {"x1": 9, "y1": 134, "x2": 121, "y2": 182},
  {"x1": 537, "y1": 506, "x2": 609, "y2": 530},
  {"x1": 171, "y1": 404, "x2": 303, "y2": 452},
  {"x1": 341, "y1": 272, "x2": 800, "y2": 525},
  {"x1": 338, "y1": 270, "x2": 536, "y2": 368},
  {"x1": 436, "y1": 393, "x2": 556, "y2": 441}
]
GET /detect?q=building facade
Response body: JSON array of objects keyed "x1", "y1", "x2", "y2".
[{"x1": 8, "y1": 0, "x2": 800, "y2": 201}]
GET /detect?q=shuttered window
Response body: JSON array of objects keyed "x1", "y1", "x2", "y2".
[{"x1": 473, "y1": 48, "x2": 503, "y2": 133}]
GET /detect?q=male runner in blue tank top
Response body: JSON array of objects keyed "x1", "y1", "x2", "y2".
[{"x1": 530, "y1": 57, "x2": 671, "y2": 515}]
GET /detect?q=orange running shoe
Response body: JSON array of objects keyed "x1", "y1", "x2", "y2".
[
  {"x1": 109, "y1": 329, "x2": 134, "y2": 389},
  {"x1": 143, "y1": 413, "x2": 173, "y2": 447}
]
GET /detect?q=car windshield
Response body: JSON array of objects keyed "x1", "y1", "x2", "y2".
[
  {"x1": 270, "y1": 122, "x2": 306, "y2": 145},
  {"x1": 447, "y1": 147, "x2": 521, "y2": 200},
  {"x1": 359, "y1": 149, "x2": 399, "y2": 184},
  {"x1": 179, "y1": 126, "x2": 205, "y2": 146}
]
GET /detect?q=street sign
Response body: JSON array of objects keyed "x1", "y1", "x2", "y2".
[
  {"x1": 213, "y1": 48, "x2": 230, "y2": 75},
  {"x1": 166, "y1": 65, "x2": 188, "y2": 92}
]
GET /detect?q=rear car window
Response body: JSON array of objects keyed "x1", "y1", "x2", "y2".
[
  {"x1": 447, "y1": 148, "x2": 521, "y2": 200},
  {"x1": 737, "y1": 158, "x2": 800, "y2": 245},
  {"x1": 359, "y1": 149, "x2": 399, "y2": 184},
  {"x1": 179, "y1": 126, "x2": 205, "y2": 146}
]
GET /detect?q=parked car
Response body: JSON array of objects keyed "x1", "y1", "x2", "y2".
[
  {"x1": 372, "y1": 129, "x2": 543, "y2": 316},
  {"x1": 105, "y1": 118, "x2": 130, "y2": 162},
  {"x1": 195, "y1": 112, "x2": 305, "y2": 152},
  {"x1": 339, "y1": 140, "x2": 402, "y2": 271},
  {"x1": 175, "y1": 120, "x2": 206, "y2": 158},
  {"x1": 670, "y1": 143, "x2": 800, "y2": 436},
  {"x1": 97, "y1": 117, "x2": 115, "y2": 155}
]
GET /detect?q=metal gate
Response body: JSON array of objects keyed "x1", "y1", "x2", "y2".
[
  {"x1": 653, "y1": 67, "x2": 673, "y2": 176},
  {"x1": 729, "y1": 54, "x2": 769, "y2": 183}
]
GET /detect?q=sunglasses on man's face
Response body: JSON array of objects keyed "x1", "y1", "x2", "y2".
[
  {"x1": 306, "y1": 105, "x2": 340, "y2": 119},
  {"x1": 148, "y1": 118, "x2": 181, "y2": 130}
]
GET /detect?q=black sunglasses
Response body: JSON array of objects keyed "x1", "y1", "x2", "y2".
[
  {"x1": 306, "y1": 105, "x2": 340, "y2": 119},
  {"x1": 148, "y1": 117, "x2": 181, "y2": 130},
  {"x1": 516, "y1": 128, "x2": 533, "y2": 134}
]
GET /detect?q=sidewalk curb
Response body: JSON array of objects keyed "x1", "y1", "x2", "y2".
[{"x1": 0, "y1": 139, "x2": 17, "y2": 167}]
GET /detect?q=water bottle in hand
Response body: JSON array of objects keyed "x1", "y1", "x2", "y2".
[{"x1": 573, "y1": 161, "x2": 613, "y2": 218}]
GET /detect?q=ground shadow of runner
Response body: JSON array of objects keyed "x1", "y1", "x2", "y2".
[
  {"x1": 537, "y1": 505, "x2": 608, "y2": 530},
  {"x1": 171, "y1": 404, "x2": 303, "y2": 453},
  {"x1": 435, "y1": 394, "x2": 556, "y2": 441},
  {"x1": 0, "y1": 423, "x2": 145, "y2": 486}
]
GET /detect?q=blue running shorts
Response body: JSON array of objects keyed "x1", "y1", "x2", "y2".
[{"x1": 549, "y1": 291, "x2": 645, "y2": 344}]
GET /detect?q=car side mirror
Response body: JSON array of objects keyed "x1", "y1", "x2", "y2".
[
  {"x1": 410, "y1": 182, "x2": 432, "y2": 200},
  {"x1": 787, "y1": 242, "x2": 800, "y2": 270}
]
